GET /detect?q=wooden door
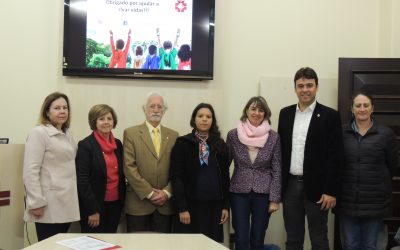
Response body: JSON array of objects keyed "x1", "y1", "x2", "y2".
[{"x1": 336, "y1": 58, "x2": 400, "y2": 249}]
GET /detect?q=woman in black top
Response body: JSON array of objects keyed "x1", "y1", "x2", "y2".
[
  {"x1": 338, "y1": 91, "x2": 398, "y2": 250},
  {"x1": 170, "y1": 103, "x2": 230, "y2": 242}
]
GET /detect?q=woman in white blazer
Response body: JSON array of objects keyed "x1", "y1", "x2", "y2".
[{"x1": 23, "y1": 92, "x2": 80, "y2": 241}]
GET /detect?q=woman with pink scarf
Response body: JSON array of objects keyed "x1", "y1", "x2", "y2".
[{"x1": 227, "y1": 96, "x2": 282, "y2": 250}]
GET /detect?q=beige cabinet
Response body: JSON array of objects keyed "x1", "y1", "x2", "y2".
[{"x1": 0, "y1": 144, "x2": 24, "y2": 250}]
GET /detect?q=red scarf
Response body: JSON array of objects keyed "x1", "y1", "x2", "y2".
[{"x1": 94, "y1": 130, "x2": 117, "y2": 153}]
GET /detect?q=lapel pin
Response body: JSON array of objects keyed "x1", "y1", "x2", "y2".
[{"x1": 317, "y1": 114, "x2": 320, "y2": 117}]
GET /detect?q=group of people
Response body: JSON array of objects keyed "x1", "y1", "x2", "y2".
[
  {"x1": 109, "y1": 28, "x2": 191, "y2": 70},
  {"x1": 23, "y1": 66, "x2": 398, "y2": 250}
]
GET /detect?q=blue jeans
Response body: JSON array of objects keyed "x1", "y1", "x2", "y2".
[
  {"x1": 230, "y1": 192, "x2": 271, "y2": 250},
  {"x1": 340, "y1": 215, "x2": 383, "y2": 250}
]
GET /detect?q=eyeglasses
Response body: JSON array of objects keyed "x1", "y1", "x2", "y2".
[{"x1": 148, "y1": 104, "x2": 164, "y2": 111}]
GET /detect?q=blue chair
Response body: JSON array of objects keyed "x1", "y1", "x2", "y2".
[{"x1": 264, "y1": 244, "x2": 281, "y2": 250}]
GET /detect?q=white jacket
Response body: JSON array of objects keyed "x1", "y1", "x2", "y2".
[{"x1": 23, "y1": 124, "x2": 80, "y2": 223}]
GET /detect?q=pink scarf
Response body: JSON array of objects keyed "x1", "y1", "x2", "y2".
[{"x1": 237, "y1": 119, "x2": 270, "y2": 148}]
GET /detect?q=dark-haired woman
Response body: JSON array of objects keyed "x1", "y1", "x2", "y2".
[
  {"x1": 227, "y1": 96, "x2": 281, "y2": 250},
  {"x1": 338, "y1": 91, "x2": 398, "y2": 250},
  {"x1": 170, "y1": 103, "x2": 230, "y2": 242}
]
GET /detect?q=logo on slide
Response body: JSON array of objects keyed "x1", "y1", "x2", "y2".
[{"x1": 175, "y1": 0, "x2": 187, "y2": 12}]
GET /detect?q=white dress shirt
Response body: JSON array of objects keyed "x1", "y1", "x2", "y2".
[{"x1": 289, "y1": 100, "x2": 316, "y2": 175}]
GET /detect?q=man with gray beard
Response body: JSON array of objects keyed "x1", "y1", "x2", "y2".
[{"x1": 123, "y1": 93, "x2": 178, "y2": 233}]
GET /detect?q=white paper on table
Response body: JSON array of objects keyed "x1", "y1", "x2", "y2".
[{"x1": 56, "y1": 236, "x2": 120, "y2": 250}]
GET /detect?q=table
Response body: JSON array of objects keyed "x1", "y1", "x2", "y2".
[{"x1": 22, "y1": 233, "x2": 229, "y2": 250}]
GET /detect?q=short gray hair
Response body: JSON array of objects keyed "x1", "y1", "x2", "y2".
[{"x1": 142, "y1": 92, "x2": 168, "y2": 111}]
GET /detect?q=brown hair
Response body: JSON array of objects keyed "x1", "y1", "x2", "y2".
[
  {"x1": 351, "y1": 89, "x2": 374, "y2": 107},
  {"x1": 88, "y1": 104, "x2": 118, "y2": 130},
  {"x1": 240, "y1": 96, "x2": 272, "y2": 124},
  {"x1": 38, "y1": 92, "x2": 71, "y2": 132}
]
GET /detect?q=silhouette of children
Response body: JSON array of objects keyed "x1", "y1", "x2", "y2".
[
  {"x1": 157, "y1": 28, "x2": 180, "y2": 70},
  {"x1": 109, "y1": 29, "x2": 131, "y2": 68},
  {"x1": 132, "y1": 45, "x2": 144, "y2": 69},
  {"x1": 142, "y1": 45, "x2": 160, "y2": 70},
  {"x1": 177, "y1": 44, "x2": 191, "y2": 70}
]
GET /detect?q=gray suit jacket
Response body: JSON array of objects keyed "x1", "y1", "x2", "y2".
[{"x1": 123, "y1": 122, "x2": 178, "y2": 215}]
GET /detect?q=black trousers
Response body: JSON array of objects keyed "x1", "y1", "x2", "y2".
[
  {"x1": 35, "y1": 222, "x2": 71, "y2": 241},
  {"x1": 126, "y1": 210, "x2": 172, "y2": 233},
  {"x1": 80, "y1": 200, "x2": 123, "y2": 233},
  {"x1": 283, "y1": 176, "x2": 329, "y2": 250},
  {"x1": 173, "y1": 200, "x2": 224, "y2": 242}
]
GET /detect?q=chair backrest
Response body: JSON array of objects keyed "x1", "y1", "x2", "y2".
[
  {"x1": 395, "y1": 227, "x2": 400, "y2": 245},
  {"x1": 263, "y1": 244, "x2": 281, "y2": 250}
]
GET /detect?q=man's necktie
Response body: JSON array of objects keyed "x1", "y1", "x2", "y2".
[{"x1": 152, "y1": 128, "x2": 160, "y2": 156}]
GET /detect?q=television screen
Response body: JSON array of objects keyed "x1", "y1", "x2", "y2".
[{"x1": 63, "y1": 0, "x2": 215, "y2": 80}]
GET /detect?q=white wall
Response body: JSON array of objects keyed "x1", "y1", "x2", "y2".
[
  {"x1": 1, "y1": 0, "x2": 399, "y2": 142},
  {"x1": 1, "y1": 0, "x2": 399, "y2": 248}
]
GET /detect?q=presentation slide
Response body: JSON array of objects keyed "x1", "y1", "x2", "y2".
[{"x1": 85, "y1": 0, "x2": 193, "y2": 70}]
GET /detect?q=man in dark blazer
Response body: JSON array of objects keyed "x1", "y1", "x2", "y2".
[
  {"x1": 123, "y1": 93, "x2": 178, "y2": 233},
  {"x1": 278, "y1": 67, "x2": 343, "y2": 250}
]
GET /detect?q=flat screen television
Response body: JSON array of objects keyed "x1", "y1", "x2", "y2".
[{"x1": 63, "y1": 0, "x2": 215, "y2": 80}]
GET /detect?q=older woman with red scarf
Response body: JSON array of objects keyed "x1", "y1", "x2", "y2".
[{"x1": 76, "y1": 104, "x2": 125, "y2": 233}]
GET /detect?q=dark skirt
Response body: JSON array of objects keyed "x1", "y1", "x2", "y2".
[{"x1": 173, "y1": 200, "x2": 224, "y2": 242}]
